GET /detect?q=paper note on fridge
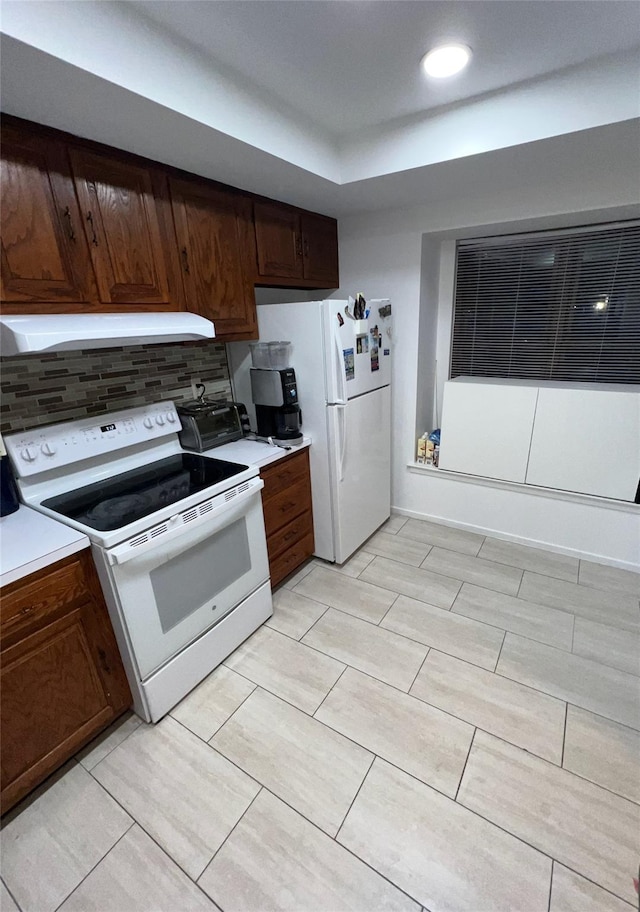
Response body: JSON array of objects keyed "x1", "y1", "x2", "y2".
[{"x1": 343, "y1": 348, "x2": 355, "y2": 381}]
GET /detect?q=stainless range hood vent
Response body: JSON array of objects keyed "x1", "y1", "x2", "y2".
[{"x1": 0, "y1": 313, "x2": 215, "y2": 355}]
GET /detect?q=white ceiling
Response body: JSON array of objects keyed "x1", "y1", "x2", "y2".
[
  {"x1": 1, "y1": 1, "x2": 639, "y2": 216},
  {"x1": 132, "y1": 0, "x2": 640, "y2": 135}
]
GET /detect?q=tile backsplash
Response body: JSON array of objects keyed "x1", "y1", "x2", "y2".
[{"x1": 1, "y1": 340, "x2": 231, "y2": 434}]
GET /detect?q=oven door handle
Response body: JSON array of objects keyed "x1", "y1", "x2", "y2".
[{"x1": 106, "y1": 477, "x2": 264, "y2": 567}]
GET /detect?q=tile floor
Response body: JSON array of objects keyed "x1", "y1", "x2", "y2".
[{"x1": 2, "y1": 515, "x2": 639, "y2": 912}]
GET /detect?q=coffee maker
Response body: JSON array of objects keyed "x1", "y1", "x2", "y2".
[{"x1": 251, "y1": 367, "x2": 303, "y2": 445}]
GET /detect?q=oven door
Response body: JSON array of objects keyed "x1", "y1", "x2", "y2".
[{"x1": 103, "y1": 477, "x2": 269, "y2": 680}]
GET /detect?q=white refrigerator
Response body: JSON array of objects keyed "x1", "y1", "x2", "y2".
[{"x1": 233, "y1": 299, "x2": 392, "y2": 564}]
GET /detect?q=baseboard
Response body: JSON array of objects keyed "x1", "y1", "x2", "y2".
[{"x1": 390, "y1": 506, "x2": 640, "y2": 573}]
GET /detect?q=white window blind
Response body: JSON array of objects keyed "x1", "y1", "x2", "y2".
[{"x1": 451, "y1": 222, "x2": 640, "y2": 384}]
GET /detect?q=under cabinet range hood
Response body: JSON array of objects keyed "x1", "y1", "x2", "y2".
[{"x1": 0, "y1": 313, "x2": 215, "y2": 355}]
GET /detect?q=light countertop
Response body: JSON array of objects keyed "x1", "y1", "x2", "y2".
[
  {"x1": 203, "y1": 436, "x2": 311, "y2": 470},
  {"x1": 0, "y1": 506, "x2": 89, "y2": 588}
]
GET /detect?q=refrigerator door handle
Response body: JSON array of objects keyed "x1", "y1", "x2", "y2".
[
  {"x1": 336, "y1": 402, "x2": 347, "y2": 482},
  {"x1": 334, "y1": 328, "x2": 348, "y2": 405}
]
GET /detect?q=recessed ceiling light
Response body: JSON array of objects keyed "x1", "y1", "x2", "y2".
[{"x1": 421, "y1": 44, "x2": 472, "y2": 78}]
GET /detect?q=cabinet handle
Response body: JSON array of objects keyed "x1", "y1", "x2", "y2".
[
  {"x1": 63, "y1": 206, "x2": 76, "y2": 241},
  {"x1": 86, "y1": 211, "x2": 99, "y2": 246},
  {"x1": 181, "y1": 247, "x2": 190, "y2": 274},
  {"x1": 303, "y1": 236, "x2": 309, "y2": 258},
  {"x1": 97, "y1": 647, "x2": 111, "y2": 675},
  {"x1": 283, "y1": 530, "x2": 297, "y2": 542},
  {"x1": 295, "y1": 235, "x2": 303, "y2": 258}
]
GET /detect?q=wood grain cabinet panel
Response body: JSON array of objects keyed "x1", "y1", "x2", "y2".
[
  {"x1": 254, "y1": 201, "x2": 339, "y2": 288},
  {"x1": 68, "y1": 148, "x2": 172, "y2": 307},
  {"x1": 260, "y1": 449, "x2": 314, "y2": 587},
  {"x1": 0, "y1": 127, "x2": 98, "y2": 309},
  {"x1": 254, "y1": 200, "x2": 303, "y2": 279},
  {"x1": 169, "y1": 178, "x2": 258, "y2": 339},
  {"x1": 1, "y1": 117, "x2": 338, "y2": 317},
  {"x1": 269, "y1": 532, "x2": 315, "y2": 588},
  {"x1": 0, "y1": 551, "x2": 131, "y2": 814},
  {"x1": 301, "y1": 211, "x2": 339, "y2": 285}
]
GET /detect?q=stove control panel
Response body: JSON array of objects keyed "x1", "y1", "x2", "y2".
[{"x1": 5, "y1": 401, "x2": 180, "y2": 477}]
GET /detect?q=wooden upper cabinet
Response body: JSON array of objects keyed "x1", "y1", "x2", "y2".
[
  {"x1": 68, "y1": 148, "x2": 172, "y2": 307},
  {"x1": 169, "y1": 177, "x2": 257, "y2": 339},
  {"x1": 0, "y1": 127, "x2": 98, "y2": 310},
  {"x1": 1, "y1": 117, "x2": 338, "y2": 316},
  {"x1": 254, "y1": 200, "x2": 303, "y2": 279},
  {"x1": 301, "y1": 211, "x2": 339, "y2": 286},
  {"x1": 253, "y1": 200, "x2": 338, "y2": 287}
]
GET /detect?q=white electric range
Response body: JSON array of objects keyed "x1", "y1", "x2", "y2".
[{"x1": 5, "y1": 401, "x2": 272, "y2": 722}]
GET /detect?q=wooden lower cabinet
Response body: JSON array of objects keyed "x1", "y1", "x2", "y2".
[
  {"x1": 260, "y1": 448, "x2": 314, "y2": 587},
  {"x1": 0, "y1": 550, "x2": 131, "y2": 814}
]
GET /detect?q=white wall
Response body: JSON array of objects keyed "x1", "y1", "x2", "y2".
[{"x1": 335, "y1": 171, "x2": 640, "y2": 570}]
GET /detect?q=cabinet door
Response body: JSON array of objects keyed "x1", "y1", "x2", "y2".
[
  {"x1": 69, "y1": 148, "x2": 171, "y2": 307},
  {"x1": 302, "y1": 212, "x2": 339, "y2": 286},
  {"x1": 1, "y1": 607, "x2": 115, "y2": 811},
  {"x1": 0, "y1": 552, "x2": 131, "y2": 814},
  {"x1": 170, "y1": 178, "x2": 257, "y2": 338},
  {"x1": 1, "y1": 128, "x2": 97, "y2": 309},
  {"x1": 254, "y1": 200, "x2": 303, "y2": 279}
]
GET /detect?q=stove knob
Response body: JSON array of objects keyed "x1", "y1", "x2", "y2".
[
  {"x1": 155, "y1": 414, "x2": 165, "y2": 426},
  {"x1": 41, "y1": 442, "x2": 57, "y2": 457},
  {"x1": 166, "y1": 412, "x2": 176, "y2": 424},
  {"x1": 143, "y1": 417, "x2": 154, "y2": 430},
  {"x1": 20, "y1": 446, "x2": 37, "y2": 462}
]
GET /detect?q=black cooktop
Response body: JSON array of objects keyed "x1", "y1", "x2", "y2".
[{"x1": 42, "y1": 454, "x2": 250, "y2": 532}]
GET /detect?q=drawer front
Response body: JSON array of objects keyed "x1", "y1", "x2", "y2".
[
  {"x1": 1, "y1": 556, "x2": 89, "y2": 642},
  {"x1": 267, "y1": 510, "x2": 314, "y2": 562},
  {"x1": 262, "y1": 478, "x2": 311, "y2": 537},
  {"x1": 261, "y1": 449, "x2": 310, "y2": 501},
  {"x1": 270, "y1": 532, "x2": 315, "y2": 588}
]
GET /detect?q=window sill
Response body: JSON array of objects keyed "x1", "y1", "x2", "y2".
[{"x1": 407, "y1": 462, "x2": 638, "y2": 514}]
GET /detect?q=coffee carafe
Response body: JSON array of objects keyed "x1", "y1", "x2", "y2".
[{"x1": 250, "y1": 367, "x2": 303, "y2": 445}]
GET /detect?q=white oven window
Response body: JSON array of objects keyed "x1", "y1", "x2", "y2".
[{"x1": 151, "y1": 518, "x2": 251, "y2": 633}]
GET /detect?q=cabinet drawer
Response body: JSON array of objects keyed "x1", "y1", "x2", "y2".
[
  {"x1": 262, "y1": 478, "x2": 311, "y2": 537},
  {"x1": 267, "y1": 511, "x2": 313, "y2": 562},
  {"x1": 270, "y1": 532, "x2": 315, "y2": 588},
  {"x1": 261, "y1": 449, "x2": 310, "y2": 501},
  {"x1": 1, "y1": 556, "x2": 89, "y2": 642}
]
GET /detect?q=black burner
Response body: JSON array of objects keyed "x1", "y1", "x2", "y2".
[{"x1": 42, "y1": 454, "x2": 249, "y2": 532}]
